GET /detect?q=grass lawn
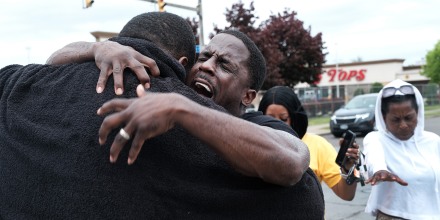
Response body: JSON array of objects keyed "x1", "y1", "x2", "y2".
[
  {"x1": 425, "y1": 104, "x2": 440, "y2": 118},
  {"x1": 309, "y1": 115, "x2": 330, "y2": 126},
  {"x1": 425, "y1": 104, "x2": 440, "y2": 111}
]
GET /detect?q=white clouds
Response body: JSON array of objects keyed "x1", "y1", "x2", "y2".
[{"x1": 0, "y1": 0, "x2": 439, "y2": 68}]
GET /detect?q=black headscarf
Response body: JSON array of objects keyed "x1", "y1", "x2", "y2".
[{"x1": 258, "y1": 86, "x2": 308, "y2": 139}]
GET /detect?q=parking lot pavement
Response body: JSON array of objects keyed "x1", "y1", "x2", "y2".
[{"x1": 322, "y1": 181, "x2": 374, "y2": 220}]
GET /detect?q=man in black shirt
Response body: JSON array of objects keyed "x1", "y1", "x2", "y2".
[{"x1": 0, "y1": 12, "x2": 324, "y2": 219}]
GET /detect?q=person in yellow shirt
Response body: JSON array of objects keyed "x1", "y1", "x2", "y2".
[{"x1": 259, "y1": 86, "x2": 360, "y2": 201}]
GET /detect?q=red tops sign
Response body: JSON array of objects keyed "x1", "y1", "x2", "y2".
[{"x1": 326, "y1": 69, "x2": 366, "y2": 82}]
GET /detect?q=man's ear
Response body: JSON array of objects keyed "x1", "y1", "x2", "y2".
[
  {"x1": 242, "y1": 89, "x2": 257, "y2": 106},
  {"x1": 178, "y1": 57, "x2": 188, "y2": 67}
]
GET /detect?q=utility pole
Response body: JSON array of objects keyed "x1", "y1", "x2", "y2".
[
  {"x1": 140, "y1": 0, "x2": 204, "y2": 46},
  {"x1": 335, "y1": 42, "x2": 340, "y2": 98},
  {"x1": 196, "y1": 0, "x2": 204, "y2": 47}
]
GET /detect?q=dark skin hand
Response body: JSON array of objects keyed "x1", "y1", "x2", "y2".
[
  {"x1": 97, "y1": 85, "x2": 309, "y2": 187},
  {"x1": 93, "y1": 41, "x2": 160, "y2": 94},
  {"x1": 97, "y1": 85, "x2": 177, "y2": 164},
  {"x1": 335, "y1": 140, "x2": 407, "y2": 187},
  {"x1": 366, "y1": 170, "x2": 408, "y2": 186},
  {"x1": 46, "y1": 41, "x2": 159, "y2": 95},
  {"x1": 330, "y1": 139, "x2": 360, "y2": 201},
  {"x1": 338, "y1": 138, "x2": 360, "y2": 170}
]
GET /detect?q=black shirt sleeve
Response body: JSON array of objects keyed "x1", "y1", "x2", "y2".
[{"x1": 241, "y1": 111, "x2": 298, "y2": 137}]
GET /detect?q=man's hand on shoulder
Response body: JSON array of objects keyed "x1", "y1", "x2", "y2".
[
  {"x1": 93, "y1": 41, "x2": 160, "y2": 95},
  {"x1": 46, "y1": 41, "x2": 160, "y2": 95}
]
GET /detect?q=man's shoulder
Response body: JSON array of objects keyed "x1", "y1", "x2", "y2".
[
  {"x1": 242, "y1": 111, "x2": 298, "y2": 137},
  {"x1": 0, "y1": 63, "x2": 65, "y2": 88},
  {"x1": 0, "y1": 64, "x2": 23, "y2": 72},
  {"x1": 0, "y1": 63, "x2": 51, "y2": 76},
  {"x1": 0, "y1": 64, "x2": 23, "y2": 83}
]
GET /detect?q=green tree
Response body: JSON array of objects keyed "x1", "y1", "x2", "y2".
[
  {"x1": 421, "y1": 40, "x2": 440, "y2": 84},
  {"x1": 210, "y1": 2, "x2": 259, "y2": 39},
  {"x1": 210, "y1": 1, "x2": 326, "y2": 89},
  {"x1": 423, "y1": 83, "x2": 439, "y2": 105},
  {"x1": 258, "y1": 11, "x2": 326, "y2": 89}
]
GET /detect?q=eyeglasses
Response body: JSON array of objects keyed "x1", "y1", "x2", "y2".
[{"x1": 382, "y1": 85, "x2": 414, "y2": 98}]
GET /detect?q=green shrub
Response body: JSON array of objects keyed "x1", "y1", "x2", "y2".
[
  {"x1": 370, "y1": 82, "x2": 383, "y2": 93},
  {"x1": 353, "y1": 88, "x2": 365, "y2": 96}
]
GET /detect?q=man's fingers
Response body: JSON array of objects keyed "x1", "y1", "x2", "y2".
[
  {"x1": 110, "y1": 122, "x2": 136, "y2": 163},
  {"x1": 112, "y1": 63, "x2": 124, "y2": 95},
  {"x1": 130, "y1": 64, "x2": 151, "y2": 89},
  {"x1": 109, "y1": 128, "x2": 132, "y2": 163},
  {"x1": 136, "y1": 84, "x2": 147, "y2": 97},
  {"x1": 97, "y1": 98, "x2": 133, "y2": 116},
  {"x1": 127, "y1": 131, "x2": 147, "y2": 165},
  {"x1": 96, "y1": 64, "x2": 112, "y2": 93},
  {"x1": 98, "y1": 111, "x2": 128, "y2": 145},
  {"x1": 138, "y1": 56, "x2": 160, "y2": 77}
]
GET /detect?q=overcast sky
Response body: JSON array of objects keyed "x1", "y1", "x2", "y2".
[{"x1": 1, "y1": 0, "x2": 439, "y2": 69}]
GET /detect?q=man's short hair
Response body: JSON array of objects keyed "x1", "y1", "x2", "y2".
[
  {"x1": 221, "y1": 30, "x2": 266, "y2": 91},
  {"x1": 119, "y1": 12, "x2": 196, "y2": 72}
]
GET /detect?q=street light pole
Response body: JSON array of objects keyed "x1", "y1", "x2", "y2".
[
  {"x1": 197, "y1": 0, "x2": 204, "y2": 46},
  {"x1": 335, "y1": 42, "x2": 340, "y2": 98}
]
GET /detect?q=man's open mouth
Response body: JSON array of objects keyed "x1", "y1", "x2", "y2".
[{"x1": 194, "y1": 82, "x2": 213, "y2": 98}]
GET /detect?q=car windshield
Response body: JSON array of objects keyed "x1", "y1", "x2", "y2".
[{"x1": 345, "y1": 95, "x2": 377, "y2": 109}]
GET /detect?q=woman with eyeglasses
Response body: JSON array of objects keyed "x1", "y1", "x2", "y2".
[
  {"x1": 363, "y1": 79, "x2": 440, "y2": 219},
  {"x1": 258, "y1": 86, "x2": 360, "y2": 201}
]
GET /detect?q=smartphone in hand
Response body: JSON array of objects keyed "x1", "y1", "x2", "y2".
[{"x1": 335, "y1": 130, "x2": 356, "y2": 168}]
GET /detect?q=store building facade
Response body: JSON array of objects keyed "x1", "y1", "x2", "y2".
[
  {"x1": 252, "y1": 59, "x2": 435, "y2": 116},
  {"x1": 299, "y1": 59, "x2": 428, "y2": 101}
]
